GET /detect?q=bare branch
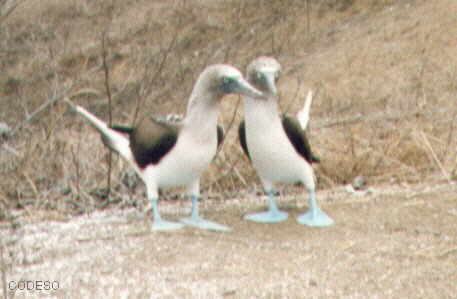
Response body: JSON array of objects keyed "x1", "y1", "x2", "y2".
[
  {"x1": 417, "y1": 131, "x2": 452, "y2": 183},
  {"x1": 132, "y1": 32, "x2": 179, "y2": 126},
  {"x1": 0, "y1": 240, "x2": 8, "y2": 299},
  {"x1": 101, "y1": 30, "x2": 113, "y2": 198},
  {"x1": 214, "y1": 96, "x2": 242, "y2": 159},
  {"x1": 9, "y1": 84, "x2": 72, "y2": 137},
  {"x1": 0, "y1": 0, "x2": 24, "y2": 24}
]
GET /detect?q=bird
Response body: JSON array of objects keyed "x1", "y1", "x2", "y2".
[
  {"x1": 238, "y1": 56, "x2": 334, "y2": 226},
  {"x1": 66, "y1": 64, "x2": 264, "y2": 231}
]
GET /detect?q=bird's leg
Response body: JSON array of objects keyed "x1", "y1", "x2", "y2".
[
  {"x1": 296, "y1": 188, "x2": 334, "y2": 227},
  {"x1": 144, "y1": 180, "x2": 183, "y2": 232},
  {"x1": 151, "y1": 197, "x2": 161, "y2": 221},
  {"x1": 149, "y1": 197, "x2": 184, "y2": 231},
  {"x1": 267, "y1": 192, "x2": 281, "y2": 213},
  {"x1": 244, "y1": 190, "x2": 288, "y2": 223},
  {"x1": 190, "y1": 195, "x2": 199, "y2": 219},
  {"x1": 179, "y1": 181, "x2": 231, "y2": 232}
]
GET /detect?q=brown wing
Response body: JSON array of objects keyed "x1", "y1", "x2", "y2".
[
  {"x1": 129, "y1": 117, "x2": 179, "y2": 168},
  {"x1": 237, "y1": 120, "x2": 250, "y2": 160},
  {"x1": 217, "y1": 125, "x2": 225, "y2": 149},
  {"x1": 281, "y1": 115, "x2": 320, "y2": 164}
]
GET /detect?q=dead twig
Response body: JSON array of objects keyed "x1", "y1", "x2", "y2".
[
  {"x1": 132, "y1": 19, "x2": 181, "y2": 126},
  {"x1": 443, "y1": 115, "x2": 456, "y2": 162},
  {"x1": 1, "y1": 144, "x2": 20, "y2": 157},
  {"x1": 101, "y1": 30, "x2": 113, "y2": 198},
  {"x1": 438, "y1": 247, "x2": 457, "y2": 258},
  {"x1": 70, "y1": 137, "x2": 82, "y2": 199},
  {"x1": 22, "y1": 172, "x2": 38, "y2": 198},
  {"x1": 0, "y1": 0, "x2": 24, "y2": 24},
  {"x1": 417, "y1": 131, "x2": 452, "y2": 183},
  {"x1": 350, "y1": 134, "x2": 419, "y2": 174},
  {"x1": 9, "y1": 84, "x2": 72, "y2": 137},
  {"x1": 314, "y1": 106, "x2": 449, "y2": 130},
  {"x1": 0, "y1": 239, "x2": 7, "y2": 299},
  {"x1": 283, "y1": 76, "x2": 302, "y2": 115},
  {"x1": 232, "y1": 165, "x2": 247, "y2": 187},
  {"x1": 306, "y1": 0, "x2": 310, "y2": 36},
  {"x1": 215, "y1": 96, "x2": 242, "y2": 159}
]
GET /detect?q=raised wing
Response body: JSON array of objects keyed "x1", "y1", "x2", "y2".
[
  {"x1": 281, "y1": 115, "x2": 320, "y2": 164},
  {"x1": 129, "y1": 117, "x2": 179, "y2": 168}
]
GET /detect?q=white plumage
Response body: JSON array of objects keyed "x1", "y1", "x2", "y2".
[
  {"x1": 67, "y1": 64, "x2": 264, "y2": 231},
  {"x1": 239, "y1": 57, "x2": 333, "y2": 226}
]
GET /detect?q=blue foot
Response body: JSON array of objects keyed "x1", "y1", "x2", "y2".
[
  {"x1": 244, "y1": 209, "x2": 288, "y2": 223},
  {"x1": 151, "y1": 219, "x2": 184, "y2": 231},
  {"x1": 296, "y1": 209, "x2": 334, "y2": 227},
  {"x1": 180, "y1": 217, "x2": 232, "y2": 232}
]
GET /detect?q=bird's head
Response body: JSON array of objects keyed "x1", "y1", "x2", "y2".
[
  {"x1": 199, "y1": 64, "x2": 265, "y2": 100},
  {"x1": 246, "y1": 56, "x2": 281, "y2": 98}
]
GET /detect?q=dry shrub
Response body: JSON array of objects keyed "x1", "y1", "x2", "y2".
[{"x1": 0, "y1": 0, "x2": 456, "y2": 217}]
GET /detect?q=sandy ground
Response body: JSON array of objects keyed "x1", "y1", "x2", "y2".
[
  {"x1": 1, "y1": 181, "x2": 456, "y2": 298},
  {"x1": 1, "y1": 0, "x2": 457, "y2": 298}
]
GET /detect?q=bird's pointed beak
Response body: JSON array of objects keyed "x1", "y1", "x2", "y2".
[
  {"x1": 264, "y1": 72, "x2": 278, "y2": 98},
  {"x1": 234, "y1": 78, "x2": 265, "y2": 99}
]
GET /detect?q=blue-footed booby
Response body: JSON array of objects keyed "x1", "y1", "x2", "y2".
[
  {"x1": 238, "y1": 57, "x2": 333, "y2": 226},
  {"x1": 66, "y1": 64, "x2": 264, "y2": 231}
]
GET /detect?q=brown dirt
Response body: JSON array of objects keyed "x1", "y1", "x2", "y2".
[
  {"x1": 2, "y1": 181, "x2": 456, "y2": 298},
  {"x1": 1, "y1": 0, "x2": 457, "y2": 297}
]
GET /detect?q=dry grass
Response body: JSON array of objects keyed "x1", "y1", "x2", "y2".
[
  {"x1": 0, "y1": 0, "x2": 456, "y2": 218},
  {"x1": 0, "y1": 1, "x2": 456, "y2": 297}
]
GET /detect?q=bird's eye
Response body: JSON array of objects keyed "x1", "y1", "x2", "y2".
[
  {"x1": 221, "y1": 76, "x2": 237, "y2": 93},
  {"x1": 256, "y1": 72, "x2": 264, "y2": 81},
  {"x1": 222, "y1": 77, "x2": 233, "y2": 85},
  {"x1": 274, "y1": 72, "x2": 280, "y2": 82}
]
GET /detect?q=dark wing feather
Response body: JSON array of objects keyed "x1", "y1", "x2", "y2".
[
  {"x1": 109, "y1": 125, "x2": 134, "y2": 134},
  {"x1": 237, "y1": 120, "x2": 251, "y2": 160},
  {"x1": 217, "y1": 125, "x2": 225, "y2": 148},
  {"x1": 281, "y1": 115, "x2": 320, "y2": 164},
  {"x1": 130, "y1": 118, "x2": 179, "y2": 168}
]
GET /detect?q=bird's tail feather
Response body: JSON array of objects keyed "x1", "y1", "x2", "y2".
[
  {"x1": 64, "y1": 98, "x2": 133, "y2": 162},
  {"x1": 296, "y1": 89, "x2": 313, "y2": 130}
]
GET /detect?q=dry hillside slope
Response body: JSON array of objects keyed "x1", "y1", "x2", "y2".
[{"x1": 0, "y1": 0, "x2": 455, "y2": 212}]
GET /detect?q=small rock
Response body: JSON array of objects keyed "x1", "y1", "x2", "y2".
[
  {"x1": 152, "y1": 113, "x2": 184, "y2": 125},
  {"x1": 309, "y1": 279, "x2": 318, "y2": 287},
  {"x1": 0, "y1": 122, "x2": 12, "y2": 137},
  {"x1": 166, "y1": 113, "x2": 183, "y2": 122},
  {"x1": 121, "y1": 168, "x2": 140, "y2": 190},
  {"x1": 222, "y1": 288, "x2": 236, "y2": 296},
  {"x1": 352, "y1": 175, "x2": 368, "y2": 190},
  {"x1": 344, "y1": 175, "x2": 374, "y2": 195}
]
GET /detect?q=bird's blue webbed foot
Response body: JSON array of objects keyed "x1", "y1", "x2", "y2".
[
  {"x1": 296, "y1": 208, "x2": 334, "y2": 227},
  {"x1": 151, "y1": 219, "x2": 184, "y2": 231},
  {"x1": 244, "y1": 193, "x2": 288, "y2": 223},
  {"x1": 149, "y1": 198, "x2": 184, "y2": 231},
  {"x1": 244, "y1": 209, "x2": 288, "y2": 223},
  {"x1": 180, "y1": 196, "x2": 231, "y2": 232},
  {"x1": 296, "y1": 190, "x2": 334, "y2": 227},
  {"x1": 180, "y1": 216, "x2": 231, "y2": 232}
]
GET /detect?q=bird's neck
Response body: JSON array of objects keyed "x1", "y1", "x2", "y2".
[
  {"x1": 182, "y1": 89, "x2": 219, "y2": 142},
  {"x1": 244, "y1": 96, "x2": 281, "y2": 126}
]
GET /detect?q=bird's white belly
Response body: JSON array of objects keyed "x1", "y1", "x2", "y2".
[
  {"x1": 248, "y1": 126, "x2": 307, "y2": 184},
  {"x1": 143, "y1": 138, "x2": 216, "y2": 187}
]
